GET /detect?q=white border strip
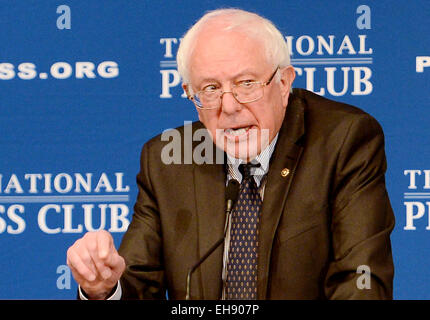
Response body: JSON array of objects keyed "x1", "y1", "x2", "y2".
[
  {"x1": 160, "y1": 57, "x2": 374, "y2": 68},
  {"x1": 0, "y1": 195, "x2": 130, "y2": 203}
]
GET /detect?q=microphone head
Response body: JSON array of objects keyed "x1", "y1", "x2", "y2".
[{"x1": 226, "y1": 179, "x2": 240, "y2": 206}]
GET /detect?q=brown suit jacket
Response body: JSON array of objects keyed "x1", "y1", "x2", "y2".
[{"x1": 118, "y1": 88, "x2": 395, "y2": 299}]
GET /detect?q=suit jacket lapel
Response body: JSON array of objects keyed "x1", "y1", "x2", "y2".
[
  {"x1": 257, "y1": 92, "x2": 305, "y2": 298},
  {"x1": 191, "y1": 90, "x2": 306, "y2": 299}
]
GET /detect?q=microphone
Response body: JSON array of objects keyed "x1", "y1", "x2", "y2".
[{"x1": 185, "y1": 179, "x2": 240, "y2": 300}]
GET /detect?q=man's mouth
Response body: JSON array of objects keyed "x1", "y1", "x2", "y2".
[
  {"x1": 225, "y1": 126, "x2": 252, "y2": 136},
  {"x1": 223, "y1": 125, "x2": 259, "y2": 142}
]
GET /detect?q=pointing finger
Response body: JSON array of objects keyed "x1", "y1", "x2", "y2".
[{"x1": 97, "y1": 230, "x2": 113, "y2": 260}]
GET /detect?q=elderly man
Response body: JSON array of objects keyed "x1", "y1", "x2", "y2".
[{"x1": 67, "y1": 8, "x2": 394, "y2": 300}]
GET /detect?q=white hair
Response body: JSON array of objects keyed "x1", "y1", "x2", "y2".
[{"x1": 176, "y1": 8, "x2": 291, "y2": 86}]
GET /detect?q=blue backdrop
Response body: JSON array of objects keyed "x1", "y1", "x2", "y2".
[{"x1": 0, "y1": 0, "x2": 429, "y2": 299}]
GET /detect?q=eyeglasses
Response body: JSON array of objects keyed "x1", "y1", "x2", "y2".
[{"x1": 188, "y1": 67, "x2": 279, "y2": 110}]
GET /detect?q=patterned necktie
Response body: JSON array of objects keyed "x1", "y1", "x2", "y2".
[{"x1": 225, "y1": 163, "x2": 262, "y2": 300}]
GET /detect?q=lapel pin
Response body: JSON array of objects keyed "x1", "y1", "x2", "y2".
[{"x1": 281, "y1": 168, "x2": 290, "y2": 177}]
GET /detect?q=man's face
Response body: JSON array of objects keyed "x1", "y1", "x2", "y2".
[{"x1": 184, "y1": 27, "x2": 295, "y2": 161}]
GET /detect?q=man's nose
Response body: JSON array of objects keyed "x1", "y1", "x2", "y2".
[{"x1": 220, "y1": 91, "x2": 242, "y2": 115}]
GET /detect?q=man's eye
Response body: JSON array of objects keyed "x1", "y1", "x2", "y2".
[
  {"x1": 202, "y1": 85, "x2": 218, "y2": 92},
  {"x1": 238, "y1": 80, "x2": 256, "y2": 87}
]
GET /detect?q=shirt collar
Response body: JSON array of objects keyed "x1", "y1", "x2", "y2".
[{"x1": 226, "y1": 133, "x2": 279, "y2": 187}]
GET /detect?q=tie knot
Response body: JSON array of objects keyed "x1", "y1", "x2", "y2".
[{"x1": 239, "y1": 162, "x2": 261, "y2": 181}]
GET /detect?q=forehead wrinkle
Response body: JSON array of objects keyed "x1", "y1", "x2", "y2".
[
  {"x1": 190, "y1": 40, "x2": 267, "y2": 85},
  {"x1": 195, "y1": 68, "x2": 261, "y2": 82}
]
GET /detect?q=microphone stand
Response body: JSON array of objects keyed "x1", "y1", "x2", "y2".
[{"x1": 185, "y1": 194, "x2": 237, "y2": 300}]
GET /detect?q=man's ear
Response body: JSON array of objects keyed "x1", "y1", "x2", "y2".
[
  {"x1": 183, "y1": 83, "x2": 203, "y2": 121},
  {"x1": 279, "y1": 65, "x2": 296, "y2": 106},
  {"x1": 182, "y1": 83, "x2": 190, "y2": 98}
]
